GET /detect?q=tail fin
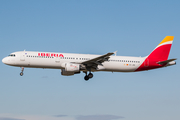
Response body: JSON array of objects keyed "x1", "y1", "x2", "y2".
[
  {"x1": 136, "y1": 36, "x2": 174, "y2": 71},
  {"x1": 148, "y1": 36, "x2": 174, "y2": 62}
]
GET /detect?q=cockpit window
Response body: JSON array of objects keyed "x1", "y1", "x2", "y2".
[{"x1": 8, "y1": 54, "x2": 16, "y2": 57}]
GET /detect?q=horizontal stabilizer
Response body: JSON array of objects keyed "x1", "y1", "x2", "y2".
[{"x1": 157, "y1": 58, "x2": 177, "y2": 65}]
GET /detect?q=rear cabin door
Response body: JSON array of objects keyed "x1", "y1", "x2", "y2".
[{"x1": 144, "y1": 58, "x2": 149, "y2": 67}]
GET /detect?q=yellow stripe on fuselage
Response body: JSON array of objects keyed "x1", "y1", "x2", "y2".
[{"x1": 158, "y1": 36, "x2": 174, "y2": 46}]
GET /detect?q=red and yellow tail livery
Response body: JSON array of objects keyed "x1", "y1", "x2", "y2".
[{"x1": 136, "y1": 36, "x2": 175, "y2": 71}]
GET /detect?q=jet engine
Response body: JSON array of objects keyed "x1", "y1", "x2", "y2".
[
  {"x1": 65, "y1": 63, "x2": 80, "y2": 72},
  {"x1": 61, "y1": 69, "x2": 75, "y2": 76},
  {"x1": 61, "y1": 63, "x2": 81, "y2": 76}
]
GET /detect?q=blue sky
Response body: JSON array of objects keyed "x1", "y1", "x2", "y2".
[{"x1": 0, "y1": 0, "x2": 180, "y2": 120}]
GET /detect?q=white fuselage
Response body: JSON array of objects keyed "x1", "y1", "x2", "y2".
[
  {"x1": 2, "y1": 36, "x2": 176, "y2": 80},
  {"x1": 2, "y1": 51, "x2": 146, "y2": 72}
]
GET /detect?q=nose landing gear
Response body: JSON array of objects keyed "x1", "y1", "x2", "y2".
[
  {"x1": 20, "y1": 67, "x2": 24, "y2": 76},
  {"x1": 84, "y1": 72, "x2": 93, "y2": 81}
]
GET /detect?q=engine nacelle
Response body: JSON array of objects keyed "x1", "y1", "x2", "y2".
[
  {"x1": 60, "y1": 63, "x2": 81, "y2": 76},
  {"x1": 61, "y1": 69, "x2": 74, "y2": 76},
  {"x1": 65, "y1": 63, "x2": 80, "y2": 72}
]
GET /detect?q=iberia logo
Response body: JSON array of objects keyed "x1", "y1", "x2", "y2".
[{"x1": 38, "y1": 53, "x2": 64, "y2": 57}]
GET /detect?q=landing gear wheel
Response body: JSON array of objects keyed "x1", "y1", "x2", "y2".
[
  {"x1": 20, "y1": 72, "x2": 23, "y2": 76},
  {"x1": 20, "y1": 67, "x2": 24, "y2": 76},
  {"x1": 84, "y1": 75, "x2": 89, "y2": 81},
  {"x1": 88, "y1": 73, "x2": 93, "y2": 78}
]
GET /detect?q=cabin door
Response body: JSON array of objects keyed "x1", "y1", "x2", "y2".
[
  {"x1": 144, "y1": 59, "x2": 149, "y2": 67},
  {"x1": 20, "y1": 52, "x2": 25, "y2": 61}
]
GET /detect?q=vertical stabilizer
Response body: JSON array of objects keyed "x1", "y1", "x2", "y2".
[
  {"x1": 136, "y1": 36, "x2": 174, "y2": 71},
  {"x1": 149, "y1": 36, "x2": 174, "y2": 61}
]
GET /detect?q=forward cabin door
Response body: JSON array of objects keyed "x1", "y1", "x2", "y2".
[{"x1": 20, "y1": 52, "x2": 25, "y2": 61}]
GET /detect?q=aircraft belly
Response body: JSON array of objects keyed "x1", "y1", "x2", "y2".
[{"x1": 102, "y1": 62, "x2": 139, "y2": 72}]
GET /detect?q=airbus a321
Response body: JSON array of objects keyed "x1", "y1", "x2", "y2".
[{"x1": 2, "y1": 36, "x2": 176, "y2": 81}]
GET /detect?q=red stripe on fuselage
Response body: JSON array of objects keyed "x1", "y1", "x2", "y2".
[{"x1": 135, "y1": 44, "x2": 172, "y2": 71}]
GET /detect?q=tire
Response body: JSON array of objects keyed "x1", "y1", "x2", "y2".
[
  {"x1": 84, "y1": 75, "x2": 89, "y2": 81},
  {"x1": 20, "y1": 72, "x2": 23, "y2": 76},
  {"x1": 88, "y1": 73, "x2": 93, "y2": 78}
]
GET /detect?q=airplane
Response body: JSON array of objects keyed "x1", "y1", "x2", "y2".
[{"x1": 2, "y1": 36, "x2": 176, "y2": 81}]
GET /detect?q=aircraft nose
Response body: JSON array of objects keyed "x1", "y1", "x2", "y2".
[{"x1": 2, "y1": 57, "x2": 8, "y2": 64}]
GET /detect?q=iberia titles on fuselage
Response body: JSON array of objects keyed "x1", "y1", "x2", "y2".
[{"x1": 2, "y1": 36, "x2": 176, "y2": 81}]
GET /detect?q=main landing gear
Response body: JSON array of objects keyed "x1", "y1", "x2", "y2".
[
  {"x1": 84, "y1": 72, "x2": 93, "y2": 81},
  {"x1": 20, "y1": 67, "x2": 24, "y2": 76}
]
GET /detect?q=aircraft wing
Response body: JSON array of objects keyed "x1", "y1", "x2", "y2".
[{"x1": 80, "y1": 52, "x2": 114, "y2": 67}]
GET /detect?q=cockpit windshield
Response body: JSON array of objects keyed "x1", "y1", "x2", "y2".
[{"x1": 8, "y1": 54, "x2": 16, "y2": 57}]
